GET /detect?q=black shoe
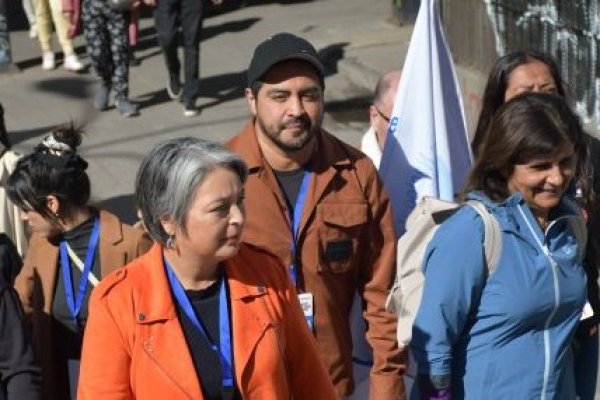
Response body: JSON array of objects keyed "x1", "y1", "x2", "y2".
[
  {"x1": 167, "y1": 75, "x2": 182, "y2": 100},
  {"x1": 183, "y1": 98, "x2": 198, "y2": 117}
]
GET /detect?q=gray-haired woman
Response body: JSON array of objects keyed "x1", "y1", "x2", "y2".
[{"x1": 77, "y1": 137, "x2": 336, "y2": 400}]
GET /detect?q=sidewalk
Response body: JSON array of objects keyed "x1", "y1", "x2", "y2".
[{"x1": 1, "y1": 0, "x2": 411, "y2": 221}]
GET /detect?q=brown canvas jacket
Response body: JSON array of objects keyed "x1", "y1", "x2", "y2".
[
  {"x1": 226, "y1": 121, "x2": 405, "y2": 399},
  {"x1": 14, "y1": 209, "x2": 152, "y2": 400}
]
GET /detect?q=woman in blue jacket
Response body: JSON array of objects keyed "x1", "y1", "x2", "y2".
[{"x1": 412, "y1": 93, "x2": 589, "y2": 399}]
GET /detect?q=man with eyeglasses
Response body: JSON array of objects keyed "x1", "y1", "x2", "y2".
[{"x1": 361, "y1": 70, "x2": 401, "y2": 169}]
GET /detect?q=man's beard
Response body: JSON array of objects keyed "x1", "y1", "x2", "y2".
[{"x1": 257, "y1": 115, "x2": 320, "y2": 151}]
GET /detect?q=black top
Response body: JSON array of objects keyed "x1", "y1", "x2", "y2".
[
  {"x1": 52, "y1": 215, "x2": 100, "y2": 359},
  {"x1": 0, "y1": 238, "x2": 41, "y2": 400},
  {"x1": 176, "y1": 277, "x2": 241, "y2": 400},
  {"x1": 579, "y1": 134, "x2": 600, "y2": 333},
  {"x1": 274, "y1": 168, "x2": 306, "y2": 212},
  {"x1": 0, "y1": 234, "x2": 22, "y2": 286}
]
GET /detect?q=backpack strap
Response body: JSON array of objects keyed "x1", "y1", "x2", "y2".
[{"x1": 465, "y1": 200, "x2": 503, "y2": 275}]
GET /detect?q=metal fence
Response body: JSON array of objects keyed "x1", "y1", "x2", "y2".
[{"x1": 442, "y1": 0, "x2": 600, "y2": 131}]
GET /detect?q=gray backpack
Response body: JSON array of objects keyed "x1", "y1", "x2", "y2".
[{"x1": 385, "y1": 197, "x2": 503, "y2": 349}]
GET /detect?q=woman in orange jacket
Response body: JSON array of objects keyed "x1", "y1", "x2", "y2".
[{"x1": 77, "y1": 137, "x2": 336, "y2": 399}]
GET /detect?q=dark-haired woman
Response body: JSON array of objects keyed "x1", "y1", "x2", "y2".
[
  {"x1": 471, "y1": 50, "x2": 600, "y2": 398},
  {"x1": 471, "y1": 50, "x2": 563, "y2": 157},
  {"x1": 412, "y1": 93, "x2": 588, "y2": 399},
  {"x1": 7, "y1": 126, "x2": 152, "y2": 400}
]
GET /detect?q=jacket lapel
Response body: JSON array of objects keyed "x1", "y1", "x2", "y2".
[
  {"x1": 135, "y1": 245, "x2": 202, "y2": 398},
  {"x1": 98, "y1": 210, "x2": 127, "y2": 275},
  {"x1": 226, "y1": 262, "x2": 271, "y2": 388},
  {"x1": 140, "y1": 318, "x2": 201, "y2": 399},
  {"x1": 33, "y1": 237, "x2": 59, "y2": 314},
  {"x1": 301, "y1": 130, "x2": 352, "y2": 238}
]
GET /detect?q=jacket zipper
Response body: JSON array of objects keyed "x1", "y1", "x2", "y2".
[{"x1": 517, "y1": 205, "x2": 559, "y2": 400}]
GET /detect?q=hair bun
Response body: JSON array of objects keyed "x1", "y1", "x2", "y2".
[
  {"x1": 65, "y1": 154, "x2": 88, "y2": 171},
  {"x1": 40, "y1": 134, "x2": 74, "y2": 156}
]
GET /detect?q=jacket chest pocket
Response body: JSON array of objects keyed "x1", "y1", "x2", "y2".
[{"x1": 316, "y1": 203, "x2": 368, "y2": 274}]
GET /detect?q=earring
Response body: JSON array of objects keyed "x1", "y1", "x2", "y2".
[
  {"x1": 52, "y1": 211, "x2": 60, "y2": 220},
  {"x1": 166, "y1": 235, "x2": 175, "y2": 248}
]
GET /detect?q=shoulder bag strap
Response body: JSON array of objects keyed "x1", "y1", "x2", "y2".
[{"x1": 465, "y1": 200, "x2": 503, "y2": 275}]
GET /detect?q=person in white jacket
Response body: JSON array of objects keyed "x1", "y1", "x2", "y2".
[
  {"x1": 0, "y1": 104, "x2": 27, "y2": 257},
  {"x1": 360, "y1": 70, "x2": 401, "y2": 169}
]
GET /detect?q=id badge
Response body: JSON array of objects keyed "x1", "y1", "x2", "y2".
[{"x1": 298, "y1": 292, "x2": 314, "y2": 331}]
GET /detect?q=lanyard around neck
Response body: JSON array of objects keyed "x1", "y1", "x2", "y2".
[
  {"x1": 164, "y1": 256, "x2": 233, "y2": 388},
  {"x1": 59, "y1": 217, "x2": 100, "y2": 326},
  {"x1": 289, "y1": 171, "x2": 311, "y2": 286}
]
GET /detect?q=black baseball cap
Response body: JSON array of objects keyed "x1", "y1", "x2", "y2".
[{"x1": 247, "y1": 33, "x2": 325, "y2": 87}]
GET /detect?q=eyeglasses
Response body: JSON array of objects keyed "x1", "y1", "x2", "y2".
[{"x1": 374, "y1": 105, "x2": 391, "y2": 123}]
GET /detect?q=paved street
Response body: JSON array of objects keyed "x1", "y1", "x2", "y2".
[{"x1": 2, "y1": 0, "x2": 410, "y2": 222}]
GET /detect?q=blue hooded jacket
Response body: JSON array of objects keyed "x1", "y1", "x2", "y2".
[{"x1": 411, "y1": 191, "x2": 587, "y2": 399}]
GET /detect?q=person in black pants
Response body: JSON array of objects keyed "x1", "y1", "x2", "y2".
[
  {"x1": 81, "y1": 0, "x2": 139, "y2": 118},
  {"x1": 144, "y1": 0, "x2": 221, "y2": 117}
]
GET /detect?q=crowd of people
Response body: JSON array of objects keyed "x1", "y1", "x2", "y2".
[
  {"x1": 0, "y1": 17, "x2": 599, "y2": 400},
  {"x1": 14, "y1": 0, "x2": 221, "y2": 118}
]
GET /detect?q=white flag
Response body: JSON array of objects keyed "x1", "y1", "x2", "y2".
[{"x1": 379, "y1": 0, "x2": 473, "y2": 235}]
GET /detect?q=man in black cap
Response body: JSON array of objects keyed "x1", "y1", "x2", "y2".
[{"x1": 226, "y1": 33, "x2": 405, "y2": 399}]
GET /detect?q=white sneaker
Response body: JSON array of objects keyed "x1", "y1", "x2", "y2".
[
  {"x1": 29, "y1": 24, "x2": 38, "y2": 39},
  {"x1": 42, "y1": 52, "x2": 55, "y2": 70},
  {"x1": 63, "y1": 54, "x2": 83, "y2": 71}
]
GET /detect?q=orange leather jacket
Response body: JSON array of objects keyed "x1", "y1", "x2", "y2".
[
  {"x1": 77, "y1": 243, "x2": 337, "y2": 400},
  {"x1": 226, "y1": 121, "x2": 404, "y2": 399}
]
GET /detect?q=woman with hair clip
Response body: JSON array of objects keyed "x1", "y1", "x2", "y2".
[
  {"x1": 412, "y1": 93, "x2": 589, "y2": 399},
  {"x1": 7, "y1": 125, "x2": 152, "y2": 400}
]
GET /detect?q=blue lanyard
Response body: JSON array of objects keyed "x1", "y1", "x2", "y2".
[
  {"x1": 59, "y1": 217, "x2": 100, "y2": 326},
  {"x1": 289, "y1": 171, "x2": 311, "y2": 286},
  {"x1": 164, "y1": 257, "x2": 233, "y2": 388}
]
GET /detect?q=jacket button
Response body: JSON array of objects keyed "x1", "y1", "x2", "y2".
[{"x1": 138, "y1": 313, "x2": 146, "y2": 321}]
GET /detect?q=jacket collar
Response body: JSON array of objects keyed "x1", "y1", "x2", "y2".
[
  {"x1": 231, "y1": 119, "x2": 357, "y2": 236},
  {"x1": 132, "y1": 244, "x2": 274, "y2": 396},
  {"x1": 31, "y1": 209, "x2": 127, "y2": 314},
  {"x1": 133, "y1": 244, "x2": 177, "y2": 323},
  {"x1": 134, "y1": 244, "x2": 273, "y2": 322},
  {"x1": 233, "y1": 119, "x2": 353, "y2": 173},
  {"x1": 98, "y1": 209, "x2": 124, "y2": 245},
  {"x1": 466, "y1": 190, "x2": 582, "y2": 220},
  {"x1": 466, "y1": 190, "x2": 585, "y2": 243}
]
